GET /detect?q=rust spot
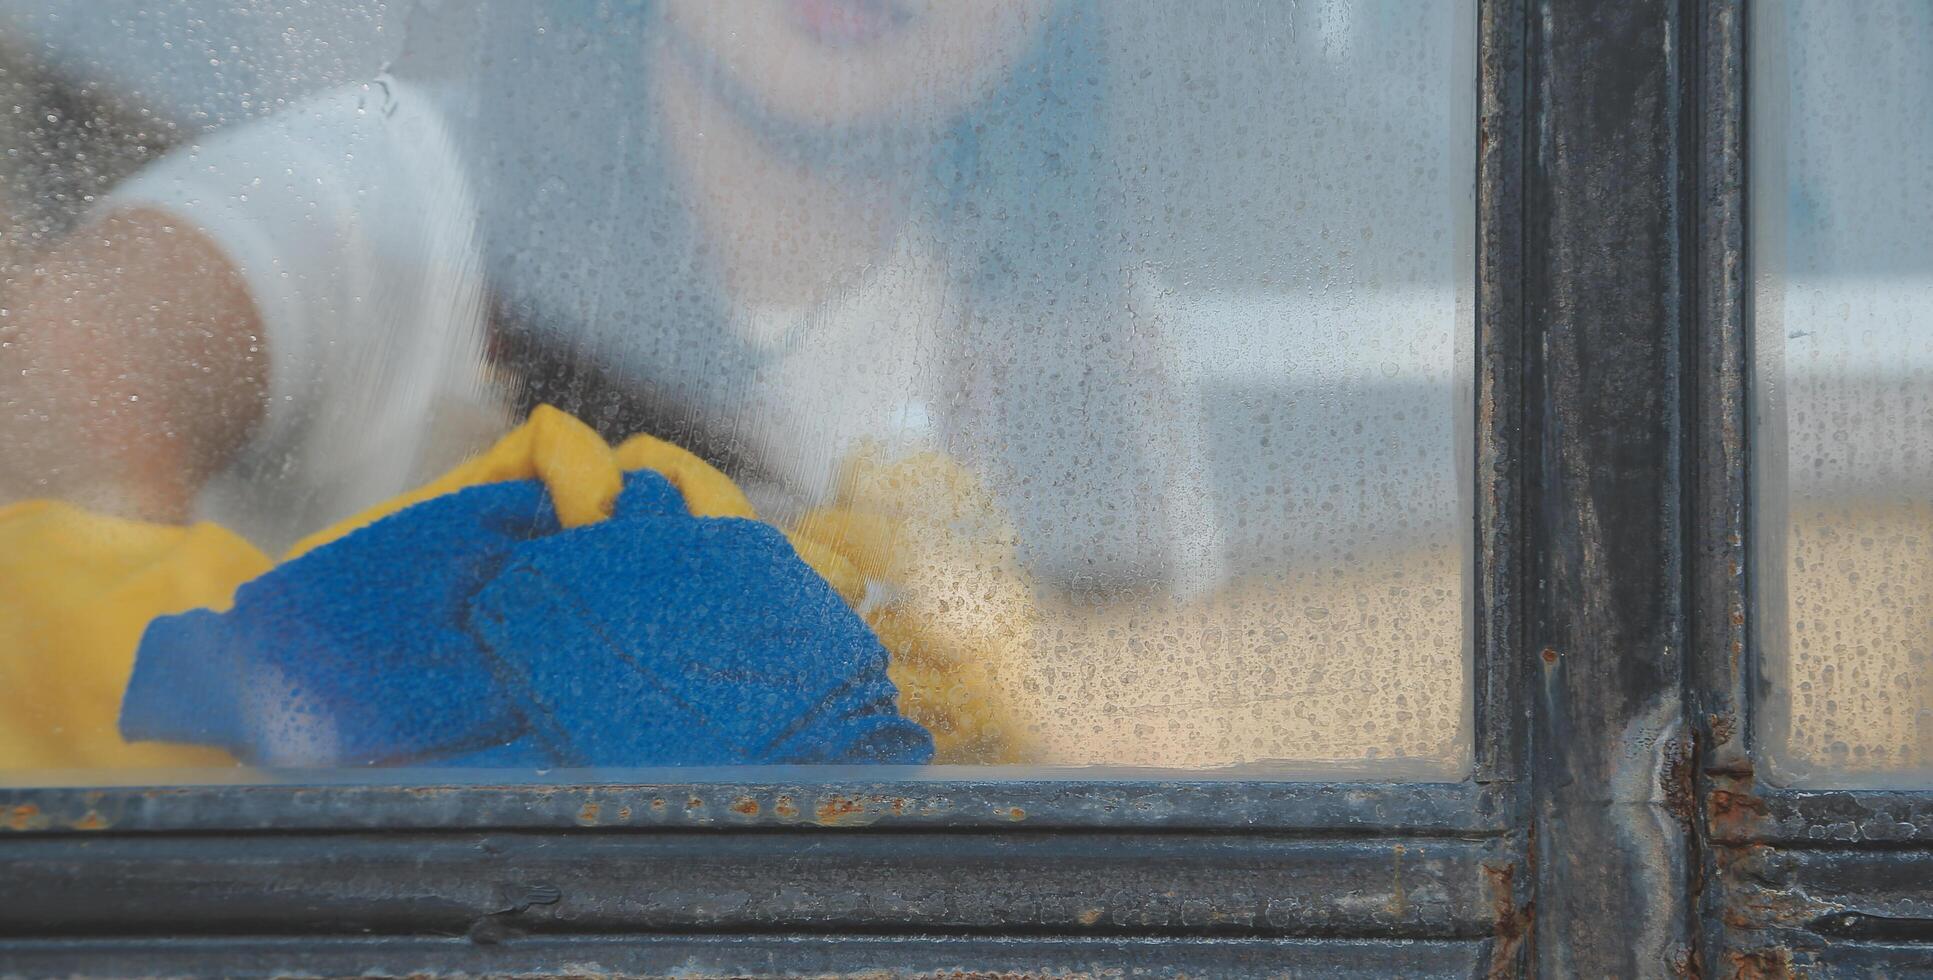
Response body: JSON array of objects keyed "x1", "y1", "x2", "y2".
[
  {"x1": 70, "y1": 811, "x2": 109, "y2": 831},
  {"x1": 1708, "y1": 712, "x2": 1738, "y2": 746},
  {"x1": 1730, "y1": 607, "x2": 1746, "y2": 627},
  {"x1": 1727, "y1": 948, "x2": 1792, "y2": 979},
  {"x1": 814, "y1": 795, "x2": 868, "y2": 826},
  {"x1": 1708, "y1": 789, "x2": 1768, "y2": 818},
  {"x1": 686, "y1": 796, "x2": 704, "y2": 812},
  {"x1": 650, "y1": 797, "x2": 667, "y2": 812},
  {"x1": 1723, "y1": 894, "x2": 1827, "y2": 932},
  {"x1": 576, "y1": 802, "x2": 601, "y2": 826},
  {"x1": 1076, "y1": 908, "x2": 1103, "y2": 926},
  {"x1": 1004, "y1": 806, "x2": 1027, "y2": 822},
  {"x1": 889, "y1": 798, "x2": 907, "y2": 816},
  {"x1": 5, "y1": 804, "x2": 42, "y2": 831},
  {"x1": 1709, "y1": 787, "x2": 1771, "y2": 841},
  {"x1": 729, "y1": 797, "x2": 760, "y2": 818},
  {"x1": 1482, "y1": 861, "x2": 1532, "y2": 979},
  {"x1": 773, "y1": 796, "x2": 800, "y2": 820},
  {"x1": 1540, "y1": 646, "x2": 1559, "y2": 665},
  {"x1": 616, "y1": 806, "x2": 632, "y2": 820},
  {"x1": 1714, "y1": 858, "x2": 1837, "y2": 933}
]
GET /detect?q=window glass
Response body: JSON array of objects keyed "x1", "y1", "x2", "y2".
[
  {"x1": 1753, "y1": 0, "x2": 1933, "y2": 786},
  {"x1": 0, "y1": 0, "x2": 1473, "y2": 777}
]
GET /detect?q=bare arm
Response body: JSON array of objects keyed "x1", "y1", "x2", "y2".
[{"x1": 0, "y1": 207, "x2": 266, "y2": 521}]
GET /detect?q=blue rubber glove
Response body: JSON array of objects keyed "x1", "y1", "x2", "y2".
[{"x1": 120, "y1": 471, "x2": 932, "y2": 767}]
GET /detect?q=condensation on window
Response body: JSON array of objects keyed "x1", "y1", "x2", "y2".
[
  {"x1": 1753, "y1": 0, "x2": 1933, "y2": 787},
  {"x1": 0, "y1": 1, "x2": 1474, "y2": 778}
]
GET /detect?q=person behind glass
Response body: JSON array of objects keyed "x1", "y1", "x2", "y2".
[{"x1": 1, "y1": 0, "x2": 1188, "y2": 591}]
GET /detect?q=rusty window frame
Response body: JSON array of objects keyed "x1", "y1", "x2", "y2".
[
  {"x1": 13, "y1": 0, "x2": 1930, "y2": 976},
  {"x1": 0, "y1": 1, "x2": 1532, "y2": 972},
  {"x1": 0, "y1": 0, "x2": 1530, "y2": 971},
  {"x1": 1688, "y1": 0, "x2": 1933, "y2": 975}
]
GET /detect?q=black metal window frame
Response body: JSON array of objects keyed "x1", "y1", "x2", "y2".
[
  {"x1": 1688, "y1": 1, "x2": 1933, "y2": 976},
  {"x1": 2, "y1": 1, "x2": 1927, "y2": 975}
]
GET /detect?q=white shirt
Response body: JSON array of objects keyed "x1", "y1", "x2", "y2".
[{"x1": 104, "y1": 77, "x2": 951, "y2": 553}]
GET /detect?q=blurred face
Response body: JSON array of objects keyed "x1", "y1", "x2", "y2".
[{"x1": 659, "y1": 0, "x2": 1054, "y2": 129}]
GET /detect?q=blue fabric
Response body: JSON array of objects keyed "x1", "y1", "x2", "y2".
[{"x1": 120, "y1": 471, "x2": 932, "y2": 767}]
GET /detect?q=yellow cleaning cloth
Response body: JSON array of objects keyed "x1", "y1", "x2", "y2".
[
  {"x1": 0, "y1": 406, "x2": 1025, "y2": 768},
  {"x1": 0, "y1": 501, "x2": 267, "y2": 769},
  {"x1": 790, "y1": 446, "x2": 1037, "y2": 764}
]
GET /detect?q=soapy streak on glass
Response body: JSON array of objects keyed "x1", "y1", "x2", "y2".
[
  {"x1": 1753, "y1": 0, "x2": 1933, "y2": 787},
  {"x1": 0, "y1": 0, "x2": 1475, "y2": 775}
]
